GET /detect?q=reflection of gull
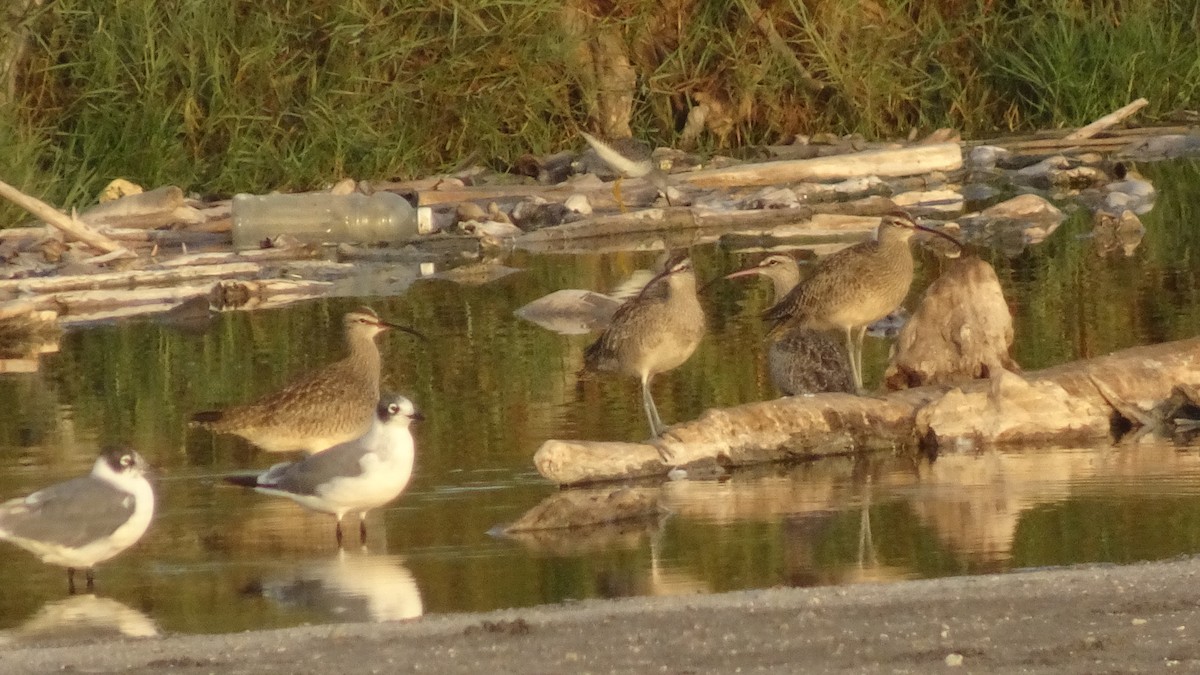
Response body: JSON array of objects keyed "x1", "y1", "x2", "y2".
[
  {"x1": 0, "y1": 594, "x2": 158, "y2": 645},
  {"x1": 260, "y1": 550, "x2": 423, "y2": 623}
]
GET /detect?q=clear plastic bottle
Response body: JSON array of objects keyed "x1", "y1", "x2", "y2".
[{"x1": 231, "y1": 191, "x2": 417, "y2": 249}]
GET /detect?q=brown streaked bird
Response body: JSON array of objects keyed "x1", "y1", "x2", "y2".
[
  {"x1": 725, "y1": 254, "x2": 854, "y2": 396},
  {"x1": 583, "y1": 253, "x2": 706, "y2": 443},
  {"x1": 762, "y1": 213, "x2": 961, "y2": 391},
  {"x1": 191, "y1": 307, "x2": 424, "y2": 454}
]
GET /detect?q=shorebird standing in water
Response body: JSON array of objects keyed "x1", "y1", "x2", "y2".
[
  {"x1": 725, "y1": 254, "x2": 854, "y2": 396},
  {"x1": 762, "y1": 213, "x2": 961, "y2": 391},
  {"x1": 191, "y1": 307, "x2": 424, "y2": 454},
  {"x1": 225, "y1": 394, "x2": 422, "y2": 547},
  {"x1": 0, "y1": 446, "x2": 154, "y2": 594},
  {"x1": 583, "y1": 253, "x2": 706, "y2": 441}
]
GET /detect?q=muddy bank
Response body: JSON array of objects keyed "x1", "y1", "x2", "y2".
[{"x1": 5, "y1": 556, "x2": 1200, "y2": 674}]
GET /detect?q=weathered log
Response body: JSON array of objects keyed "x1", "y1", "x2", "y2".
[
  {"x1": 103, "y1": 227, "x2": 229, "y2": 247},
  {"x1": 1062, "y1": 98, "x2": 1148, "y2": 142},
  {"x1": 156, "y1": 248, "x2": 320, "y2": 267},
  {"x1": 52, "y1": 279, "x2": 333, "y2": 326},
  {"x1": 0, "y1": 262, "x2": 261, "y2": 295},
  {"x1": 0, "y1": 178, "x2": 131, "y2": 256},
  {"x1": 677, "y1": 143, "x2": 962, "y2": 189},
  {"x1": 77, "y1": 185, "x2": 203, "y2": 229},
  {"x1": 0, "y1": 226, "x2": 48, "y2": 241},
  {"x1": 514, "y1": 197, "x2": 903, "y2": 251},
  {"x1": 885, "y1": 256, "x2": 1018, "y2": 389},
  {"x1": 533, "y1": 338, "x2": 1200, "y2": 485}
]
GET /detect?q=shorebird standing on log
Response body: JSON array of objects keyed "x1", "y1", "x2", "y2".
[
  {"x1": 725, "y1": 254, "x2": 854, "y2": 396},
  {"x1": 191, "y1": 307, "x2": 424, "y2": 454},
  {"x1": 583, "y1": 253, "x2": 706, "y2": 444},
  {"x1": 762, "y1": 213, "x2": 961, "y2": 392}
]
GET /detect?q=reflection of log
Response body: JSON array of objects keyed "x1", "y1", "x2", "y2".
[
  {"x1": 505, "y1": 486, "x2": 665, "y2": 532},
  {"x1": 534, "y1": 338, "x2": 1200, "y2": 485}
]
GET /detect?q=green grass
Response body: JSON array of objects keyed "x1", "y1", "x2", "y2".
[{"x1": 0, "y1": 0, "x2": 1197, "y2": 225}]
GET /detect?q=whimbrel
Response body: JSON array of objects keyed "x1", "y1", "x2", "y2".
[
  {"x1": 583, "y1": 253, "x2": 706, "y2": 442},
  {"x1": 0, "y1": 446, "x2": 154, "y2": 594},
  {"x1": 725, "y1": 254, "x2": 854, "y2": 395},
  {"x1": 226, "y1": 394, "x2": 422, "y2": 547},
  {"x1": 762, "y1": 213, "x2": 959, "y2": 391},
  {"x1": 191, "y1": 307, "x2": 423, "y2": 454}
]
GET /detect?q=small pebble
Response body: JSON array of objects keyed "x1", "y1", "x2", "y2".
[{"x1": 945, "y1": 653, "x2": 964, "y2": 667}]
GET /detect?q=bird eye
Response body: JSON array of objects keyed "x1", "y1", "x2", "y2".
[
  {"x1": 388, "y1": 403, "x2": 400, "y2": 415},
  {"x1": 120, "y1": 454, "x2": 133, "y2": 467}
]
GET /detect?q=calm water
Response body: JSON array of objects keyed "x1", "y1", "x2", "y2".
[{"x1": 2, "y1": 159, "x2": 1200, "y2": 642}]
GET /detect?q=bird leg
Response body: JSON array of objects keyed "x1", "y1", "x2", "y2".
[
  {"x1": 853, "y1": 324, "x2": 868, "y2": 392},
  {"x1": 641, "y1": 376, "x2": 664, "y2": 437},
  {"x1": 842, "y1": 327, "x2": 861, "y2": 393},
  {"x1": 86, "y1": 568, "x2": 95, "y2": 592},
  {"x1": 335, "y1": 518, "x2": 344, "y2": 548},
  {"x1": 359, "y1": 515, "x2": 368, "y2": 546},
  {"x1": 67, "y1": 568, "x2": 77, "y2": 595},
  {"x1": 613, "y1": 177, "x2": 628, "y2": 213}
]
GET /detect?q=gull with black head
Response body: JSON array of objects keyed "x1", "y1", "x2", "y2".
[
  {"x1": 192, "y1": 306, "x2": 424, "y2": 454},
  {"x1": 0, "y1": 446, "x2": 154, "y2": 594},
  {"x1": 225, "y1": 393, "x2": 422, "y2": 547}
]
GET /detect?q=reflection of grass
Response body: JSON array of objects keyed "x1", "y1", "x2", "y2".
[
  {"x1": 982, "y1": 159, "x2": 1200, "y2": 369},
  {"x1": 0, "y1": 315, "x2": 59, "y2": 358},
  {"x1": 3, "y1": 1, "x2": 1198, "y2": 226}
]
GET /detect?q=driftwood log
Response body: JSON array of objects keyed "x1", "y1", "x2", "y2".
[{"x1": 534, "y1": 337, "x2": 1200, "y2": 485}]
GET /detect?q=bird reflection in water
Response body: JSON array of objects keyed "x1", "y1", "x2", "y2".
[
  {"x1": 0, "y1": 594, "x2": 158, "y2": 646},
  {"x1": 254, "y1": 550, "x2": 423, "y2": 623}
]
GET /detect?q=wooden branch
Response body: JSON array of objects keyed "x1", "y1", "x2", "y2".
[
  {"x1": 0, "y1": 262, "x2": 261, "y2": 295},
  {"x1": 0, "y1": 178, "x2": 131, "y2": 255},
  {"x1": 534, "y1": 338, "x2": 1200, "y2": 485},
  {"x1": 50, "y1": 279, "x2": 333, "y2": 326},
  {"x1": 515, "y1": 196, "x2": 901, "y2": 251},
  {"x1": 1063, "y1": 98, "x2": 1149, "y2": 142},
  {"x1": 737, "y1": 0, "x2": 824, "y2": 94}
]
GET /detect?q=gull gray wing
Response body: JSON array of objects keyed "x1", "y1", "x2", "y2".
[
  {"x1": 0, "y1": 476, "x2": 135, "y2": 549},
  {"x1": 264, "y1": 444, "x2": 370, "y2": 496}
]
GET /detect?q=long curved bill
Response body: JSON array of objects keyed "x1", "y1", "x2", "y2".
[
  {"x1": 913, "y1": 223, "x2": 965, "y2": 253},
  {"x1": 378, "y1": 320, "x2": 428, "y2": 342}
]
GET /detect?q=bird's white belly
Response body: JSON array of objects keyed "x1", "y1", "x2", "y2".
[{"x1": 27, "y1": 485, "x2": 154, "y2": 568}]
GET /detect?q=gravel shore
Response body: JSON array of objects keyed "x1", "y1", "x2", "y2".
[{"x1": 5, "y1": 557, "x2": 1200, "y2": 674}]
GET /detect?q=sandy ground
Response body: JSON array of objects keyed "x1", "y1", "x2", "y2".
[{"x1": 5, "y1": 557, "x2": 1200, "y2": 674}]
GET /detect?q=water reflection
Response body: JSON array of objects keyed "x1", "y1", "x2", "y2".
[
  {"x1": 254, "y1": 550, "x2": 423, "y2": 623},
  {"x1": 0, "y1": 594, "x2": 158, "y2": 646},
  {"x1": 0, "y1": 158, "x2": 1199, "y2": 635}
]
